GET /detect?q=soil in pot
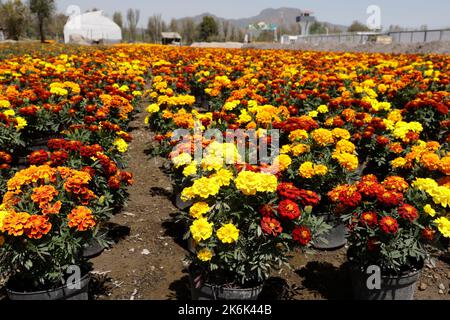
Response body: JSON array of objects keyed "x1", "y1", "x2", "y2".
[
  {"x1": 7, "y1": 273, "x2": 90, "y2": 301},
  {"x1": 188, "y1": 266, "x2": 263, "y2": 300}
]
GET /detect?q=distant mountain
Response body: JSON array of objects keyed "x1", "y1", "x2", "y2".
[{"x1": 175, "y1": 8, "x2": 347, "y2": 34}]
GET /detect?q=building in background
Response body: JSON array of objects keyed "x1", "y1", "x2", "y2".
[
  {"x1": 64, "y1": 11, "x2": 122, "y2": 44},
  {"x1": 161, "y1": 32, "x2": 182, "y2": 45},
  {"x1": 296, "y1": 10, "x2": 316, "y2": 35}
]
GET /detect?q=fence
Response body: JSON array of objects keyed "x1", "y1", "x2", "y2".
[{"x1": 283, "y1": 28, "x2": 450, "y2": 45}]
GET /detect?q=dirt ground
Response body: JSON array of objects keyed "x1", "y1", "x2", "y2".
[
  {"x1": 245, "y1": 41, "x2": 450, "y2": 55},
  {"x1": 88, "y1": 101, "x2": 450, "y2": 301}
]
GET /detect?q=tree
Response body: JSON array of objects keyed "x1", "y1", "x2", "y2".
[
  {"x1": 147, "y1": 14, "x2": 164, "y2": 43},
  {"x1": 221, "y1": 20, "x2": 230, "y2": 41},
  {"x1": 29, "y1": 0, "x2": 55, "y2": 43},
  {"x1": 48, "y1": 13, "x2": 68, "y2": 42},
  {"x1": 169, "y1": 18, "x2": 178, "y2": 32},
  {"x1": 348, "y1": 20, "x2": 370, "y2": 33},
  {"x1": 180, "y1": 18, "x2": 196, "y2": 45},
  {"x1": 126, "y1": 8, "x2": 140, "y2": 42},
  {"x1": 309, "y1": 21, "x2": 327, "y2": 35},
  {"x1": 197, "y1": 16, "x2": 218, "y2": 41},
  {"x1": 113, "y1": 11, "x2": 123, "y2": 29},
  {"x1": 0, "y1": 0, "x2": 30, "y2": 40}
]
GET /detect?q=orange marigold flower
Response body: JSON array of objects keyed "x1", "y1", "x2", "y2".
[
  {"x1": 439, "y1": 156, "x2": 450, "y2": 175},
  {"x1": 31, "y1": 185, "x2": 58, "y2": 206},
  {"x1": 421, "y1": 152, "x2": 440, "y2": 171},
  {"x1": 25, "y1": 215, "x2": 52, "y2": 239},
  {"x1": 382, "y1": 176, "x2": 409, "y2": 193},
  {"x1": 68, "y1": 206, "x2": 96, "y2": 231},
  {"x1": 41, "y1": 201, "x2": 62, "y2": 215},
  {"x1": 2, "y1": 211, "x2": 30, "y2": 237}
]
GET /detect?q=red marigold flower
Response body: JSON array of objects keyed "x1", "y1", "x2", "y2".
[
  {"x1": 380, "y1": 216, "x2": 399, "y2": 234},
  {"x1": 357, "y1": 175, "x2": 383, "y2": 198},
  {"x1": 260, "y1": 204, "x2": 275, "y2": 218},
  {"x1": 261, "y1": 217, "x2": 283, "y2": 237},
  {"x1": 277, "y1": 183, "x2": 301, "y2": 200},
  {"x1": 376, "y1": 189, "x2": 404, "y2": 207},
  {"x1": 28, "y1": 150, "x2": 49, "y2": 165},
  {"x1": 278, "y1": 200, "x2": 301, "y2": 220},
  {"x1": 50, "y1": 150, "x2": 69, "y2": 166},
  {"x1": 298, "y1": 189, "x2": 320, "y2": 207},
  {"x1": 360, "y1": 211, "x2": 378, "y2": 228},
  {"x1": 338, "y1": 187, "x2": 362, "y2": 207},
  {"x1": 398, "y1": 204, "x2": 419, "y2": 222},
  {"x1": 292, "y1": 226, "x2": 312, "y2": 246},
  {"x1": 421, "y1": 227, "x2": 436, "y2": 241},
  {"x1": 108, "y1": 176, "x2": 121, "y2": 190}
]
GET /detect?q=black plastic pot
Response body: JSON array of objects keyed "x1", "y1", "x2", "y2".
[
  {"x1": 82, "y1": 238, "x2": 105, "y2": 259},
  {"x1": 313, "y1": 213, "x2": 347, "y2": 250},
  {"x1": 7, "y1": 274, "x2": 90, "y2": 301},
  {"x1": 188, "y1": 267, "x2": 263, "y2": 300},
  {"x1": 350, "y1": 265, "x2": 421, "y2": 300}
]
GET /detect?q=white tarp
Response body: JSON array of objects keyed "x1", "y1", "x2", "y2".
[{"x1": 64, "y1": 11, "x2": 122, "y2": 44}]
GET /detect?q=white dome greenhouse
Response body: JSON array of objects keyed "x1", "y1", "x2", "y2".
[{"x1": 64, "y1": 11, "x2": 122, "y2": 44}]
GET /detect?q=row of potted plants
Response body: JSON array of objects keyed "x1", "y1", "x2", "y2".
[
  {"x1": 145, "y1": 45, "x2": 450, "y2": 300},
  {"x1": 0, "y1": 44, "x2": 144, "y2": 300}
]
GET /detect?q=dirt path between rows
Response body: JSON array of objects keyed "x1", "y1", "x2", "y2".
[{"x1": 91, "y1": 101, "x2": 190, "y2": 300}]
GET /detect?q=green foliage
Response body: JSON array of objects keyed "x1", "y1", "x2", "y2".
[{"x1": 197, "y1": 16, "x2": 219, "y2": 42}]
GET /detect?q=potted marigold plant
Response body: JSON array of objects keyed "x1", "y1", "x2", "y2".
[
  {"x1": 0, "y1": 165, "x2": 110, "y2": 300},
  {"x1": 329, "y1": 175, "x2": 448, "y2": 300},
  {"x1": 176, "y1": 142, "x2": 329, "y2": 300}
]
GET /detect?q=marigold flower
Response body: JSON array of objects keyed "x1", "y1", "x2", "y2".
[
  {"x1": 292, "y1": 226, "x2": 312, "y2": 246},
  {"x1": 68, "y1": 206, "x2": 96, "y2": 231},
  {"x1": 398, "y1": 204, "x2": 419, "y2": 222},
  {"x1": 189, "y1": 202, "x2": 210, "y2": 219},
  {"x1": 311, "y1": 128, "x2": 334, "y2": 146},
  {"x1": 380, "y1": 216, "x2": 399, "y2": 234},
  {"x1": 25, "y1": 215, "x2": 52, "y2": 239},
  {"x1": 190, "y1": 218, "x2": 213, "y2": 243},
  {"x1": 360, "y1": 212, "x2": 378, "y2": 228},
  {"x1": 216, "y1": 223, "x2": 240, "y2": 244},
  {"x1": 197, "y1": 248, "x2": 213, "y2": 262},
  {"x1": 261, "y1": 217, "x2": 283, "y2": 237},
  {"x1": 278, "y1": 200, "x2": 301, "y2": 220}
]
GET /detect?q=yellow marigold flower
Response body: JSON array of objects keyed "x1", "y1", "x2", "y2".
[
  {"x1": 0, "y1": 209, "x2": 7, "y2": 231},
  {"x1": 146, "y1": 103, "x2": 160, "y2": 113},
  {"x1": 201, "y1": 155, "x2": 224, "y2": 172},
  {"x1": 197, "y1": 248, "x2": 213, "y2": 262},
  {"x1": 332, "y1": 128, "x2": 351, "y2": 140},
  {"x1": 223, "y1": 100, "x2": 240, "y2": 111},
  {"x1": 181, "y1": 187, "x2": 196, "y2": 201},
  {"x1": 424, "y1": 205, "x2": 436, "y2": 217},
  {"x1": 216, "y1": 223, "x2": 240, "y2": 244},
  {"x1": 273, "y1": 154, "x2": 292, "y2": 172},
  {"x1": 172, "y1": 153, "x2": 192, "y2": 168},
  {"x1": 391, "y1": 157, "x2": 407, "y2": 169},
  {"x1": 190, "y1": 218, "x2": 213, "y2": 243},
  {"x1": 235, "y1": 171, "x2": 277, "y2": 195},
  {"x1": 309, "y1": 111, "x2": 318, "y2": 118},
  {"x1": 315, "y1": 164, "x2": 329, "y2": 176},
  {"x1": 113, "y1": 138, "x2": 128, "y2": 153},
  {"x1": 311, "y1": 129, "x2": 334, "y2": 146},
  {"x1": 317, "y1": 105, "x2": 329, "y2": 114},
  {"x1": 183, "y1": 161, "x2": 198, "y2": 177},
  {"x1": 434, "y1": 217, "x2": 450, "y2": 238},
  {"x1": 332, "y1": 152, "x2": 359, "y2": 171},
  {"x1": 212, "y1": 169, "x2": 233, "y2": 187},
  {"x1": 291, "y1": 144, "x2": 310, "y2": 156},
  {"x1": 299, "y1": 162, "x2": 315, "y2": 179},
  {"x1": 336, "y1": 140, "x2": 356, "y2": 154},
  {"x1": 50, "y1": 86, "x2": 68, "y2": 96},
  {"x1": 189, "y1": 202, "x2": 210, "y2": 219},
  {"x1": 289, "y1": 129, "x2": 308, "y2": 142},
  {"x1": 3, "y1": 109, "x2": 15, "y2": 117},
  {"x1": 15, "y1": 117, "x2": 27, "y2": 131},
  {"x1": 0, "y1": 100, "x2": 11, "y2": 108},
  {"x1": 387, "y1": 109, "x2": 403, "y2": 123}
]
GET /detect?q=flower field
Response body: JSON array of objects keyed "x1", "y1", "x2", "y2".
[{"x1": 0, "y1": 43, "x2": 449, "y2": 300}]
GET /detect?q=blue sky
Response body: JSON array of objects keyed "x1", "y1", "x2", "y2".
[{"x1": 56, "y1": 0, "x2": 450, "y2": 29}]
